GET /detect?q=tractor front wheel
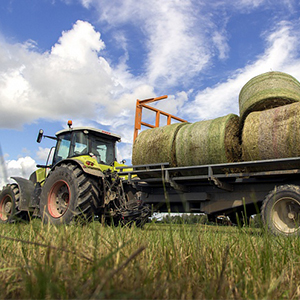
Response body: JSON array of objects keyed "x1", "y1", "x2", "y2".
[
  {"x1": 39, "y1": 163, "x2": 99, "y2": 225},
  {"x1": 0, "y1": 184, "x2": 28, "y2": 223}
]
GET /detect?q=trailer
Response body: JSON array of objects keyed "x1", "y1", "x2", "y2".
[
  {"x1": 117, "y1": 157, "x2": 300, "y2": 235},
  {"x1": 120, "y1": 95, "x2": 300, "y2": 236}
]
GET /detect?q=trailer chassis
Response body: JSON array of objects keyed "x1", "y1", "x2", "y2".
[{"x1": 119, "y1": 157, "x2": 300, "y2": 235}]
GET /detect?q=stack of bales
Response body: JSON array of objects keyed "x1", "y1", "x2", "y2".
[
  {"x1": 132, "y1": 71, "x2": 300, "y2": 171},
  {"x1": 240, "y1": 72, "x2": 300, "y2": 161}
]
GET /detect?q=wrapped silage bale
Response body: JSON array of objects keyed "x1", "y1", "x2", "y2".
[
  {"x1": 239, "y1": 71, "x2": 300, "y2": 125},
  {"x1": 132, "y1": 122, "x2": 188, "y2": 167},
  {"x1": 175, "y1": 114, "x2": 241, "y2": 167},
  {"x1": 242, "y1": 101, "x2": 300, "y2": 162}
]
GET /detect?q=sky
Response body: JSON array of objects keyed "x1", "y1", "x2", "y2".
[{"x1": 1, "y1": 0, "x2": 300, "y2": 187}]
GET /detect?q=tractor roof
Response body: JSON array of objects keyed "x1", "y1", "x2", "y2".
[{"x1": 55, "y1": 127, "x2": 121, "y2": 141}]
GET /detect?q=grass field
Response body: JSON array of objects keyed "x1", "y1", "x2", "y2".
[{"x1": 0, "y1": 220, "x2": 300, "y2": 299}]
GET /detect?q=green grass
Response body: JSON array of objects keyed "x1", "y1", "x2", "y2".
[{"x1": 0, "y1": 220, "x2": 300, "y2": 299}]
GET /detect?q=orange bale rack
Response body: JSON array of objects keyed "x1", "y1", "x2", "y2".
[{"x1": 133, "y1": 95, "x2": 188, "y2": 142}]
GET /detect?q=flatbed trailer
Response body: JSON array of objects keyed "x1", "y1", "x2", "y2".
[{"x1": 119, "y1": 156, "x2": 300, "y2": 236}]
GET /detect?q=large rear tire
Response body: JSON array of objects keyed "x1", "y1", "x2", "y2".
[
  {"x1": 39, "y1": 163, "x2": 99, "y2": 225},
  {"x1": 0, "y1": 184, "x2": 28, "y2": 223},
  {"x1": 261, "y1": 185, "x2": 300, "y2": 236}
]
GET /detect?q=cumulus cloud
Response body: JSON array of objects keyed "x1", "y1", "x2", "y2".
[
  {"x1": 0, "y1": 156, "x2": 36, "y2": 189},
  {"x1": 0, "y1": 20, "x2": 132, "y2": 129}
]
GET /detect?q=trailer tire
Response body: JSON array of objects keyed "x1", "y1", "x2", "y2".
[
  {"x1": 0, "y1": 184, "x2": 28, "y2": 223},
  {"x1": 261, "y1": 184, "x2": 300, "y2": 236},
  {"x1": 39, "y1": 163, "x2": 99, "y2": 225}
]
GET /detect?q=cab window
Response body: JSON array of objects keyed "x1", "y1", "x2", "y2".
[
  {"x1": 91, "y1": 137, "x2": 116, "y2": 165},
  {"x1": 53, "y1": 132, "x2": 71, "y2": 165},
  {"x1": 70, "y1": 131, "x2": 89, "y2": 157}
]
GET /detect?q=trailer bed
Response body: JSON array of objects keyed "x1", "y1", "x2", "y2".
[{"x1": 118, "y1": 157, "x2": 300, "y2": 219}]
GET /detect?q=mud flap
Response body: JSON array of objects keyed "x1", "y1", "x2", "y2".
[{"x1": 11, "y1": 177, "x2": 35, "y2": 211}]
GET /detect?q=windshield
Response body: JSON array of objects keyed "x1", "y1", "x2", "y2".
[
  {"x1": 53, "y1": 131, "x2": 89, "y2": 165},
  {"x1": 90, "y1": 136, "x2": 116, "y2": 165},
  {"x1": 70, "y1": 131, "x2": 89, "y2": 157}
]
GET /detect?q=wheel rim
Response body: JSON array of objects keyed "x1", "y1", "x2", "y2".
[
  {"x1": 271, "y1": 197, "x2": 300, "y2": 234},
  {"x1": 48, "y1": 180, "x2": 70, "y2": 218},
  {"x1": 0, "y1": 195, "x2": 13, "y2": 221}
]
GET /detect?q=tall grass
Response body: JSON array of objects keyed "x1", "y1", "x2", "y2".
[{"x1": 0, "y1": 220, "x2": 300, "y2": 299}]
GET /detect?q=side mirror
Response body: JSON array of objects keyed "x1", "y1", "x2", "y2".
[{"x1": 37, "y1": 129, "x2": 44, "y2": 143}]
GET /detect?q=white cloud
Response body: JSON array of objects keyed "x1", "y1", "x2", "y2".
[
  {"x1": 80, "y1": 0, "x2": 93, "y2": 9},
  {"x1": 87, "y1": 0, "x2": 223, "y2": 87},
  {"x1": 148, "y1": 91, "x2": 190, "y2": 122},
  {"x1": 0, "y1": 156, "x2": 37, "y2": 189},
  {"x1": 216, "y1": 0, "x2": 295, "y2": 12},
  {"x1": 0, "y1": 20, "x2": 131, "y2": 129},
  {"x1": 51, "y1": 20, "x2": 105, "y2": 64},
  {"x1": 99, "y1": 84, "x2": 156, "y2": 145},
  {"x1": 84, "y1": 0, "x2": 297, "y2": 90},
  {"x1": 36, "y1": 147, "x2": 52, "y2": 162},
  {"x1": 212, "y1": 31, "x2": 229, "y2": 60},
  {"x1": 141, "y1": 1, "x2": 210, "y2": 87}
]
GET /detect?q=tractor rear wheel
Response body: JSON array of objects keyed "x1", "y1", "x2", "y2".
[
  {"x1": 39, "y1": 163, "x2": 99, "y2": 225},
  {"x1": 262, "y1": 184, "x2": 300, "y2": 236},
  {"x1": 0, "y1": 184, "x2": 28, "y2": 223}
]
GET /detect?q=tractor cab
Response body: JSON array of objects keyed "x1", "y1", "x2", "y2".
[
  {"x1": 37, "y1": 121, "x2": 121, "y2": 168},
  {"x1": 53, "y1": 127, "x2": 121, "y2": 166}
]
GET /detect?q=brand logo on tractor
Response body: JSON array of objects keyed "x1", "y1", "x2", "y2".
[{"x1": 101, "y1": 130, "x2": 111, "y2": 135}]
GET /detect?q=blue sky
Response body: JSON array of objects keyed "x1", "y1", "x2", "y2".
[{"x1": 1, "y1": 0, "x2": 300, "y2": 187}]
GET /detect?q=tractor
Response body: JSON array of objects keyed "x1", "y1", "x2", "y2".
[{"x1": 0, "y1": 121, "x2": 150, "y2": 225}]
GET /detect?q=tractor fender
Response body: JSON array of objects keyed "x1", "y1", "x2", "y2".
[
  {"x1": 11, "y1": 177, "x2": 35, "y2": 211},
  {"x1": 53, "y1": 158, "x2": 105, "y2": 178}
]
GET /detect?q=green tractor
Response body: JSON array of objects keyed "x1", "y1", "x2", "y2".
[{"x1": 0, "y1": 121, "x2": 150, "y2": 225}]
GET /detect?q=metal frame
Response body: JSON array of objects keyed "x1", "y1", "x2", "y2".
[
  {"x1": 118, "y1": 156, "x2": 300, "y2": 184},
  {"x1": 133, "y1": 95, "x2": 188, "y2": 142},
  {"x1": 118, "y1": 157, "x2": 300, "y2": 215}
]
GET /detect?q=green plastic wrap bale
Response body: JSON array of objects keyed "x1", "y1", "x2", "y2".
[
  {"x1": 132, "y1": 122, "x2": 188, "y2": 168},
  {"x1": 239, "y1": 71, "x2": 300, "y2": 126},
  {"x1": 242, "y1": 102, "x2": 300, "y2": 166},
  {"x1": 175, "y1": 114, "x2": 241, "y2": 169}
]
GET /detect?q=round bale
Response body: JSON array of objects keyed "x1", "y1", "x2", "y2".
[
  {"x1": 242, "y1": 101, "x2": 300, "y2": 162},
  {"x1": 239, "y1": 71, "x2": 300, "y2": 125},
  {"x1": 132, "y1": 122, "x2": 188, "y2": 167},
  {"x1": 175, "y1": 114, "x2": 241, "y2": 167}
]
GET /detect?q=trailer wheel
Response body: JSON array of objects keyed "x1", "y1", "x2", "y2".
[
  {"x1": 0, "y1": 184, "x2": 28, "y2": 223},
  {"x1": 39, "y1": 163, "x2": 99, "y2": 225},
  {"x1": 262, "y1": 185, "x2": 300, "y2": 236}
]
